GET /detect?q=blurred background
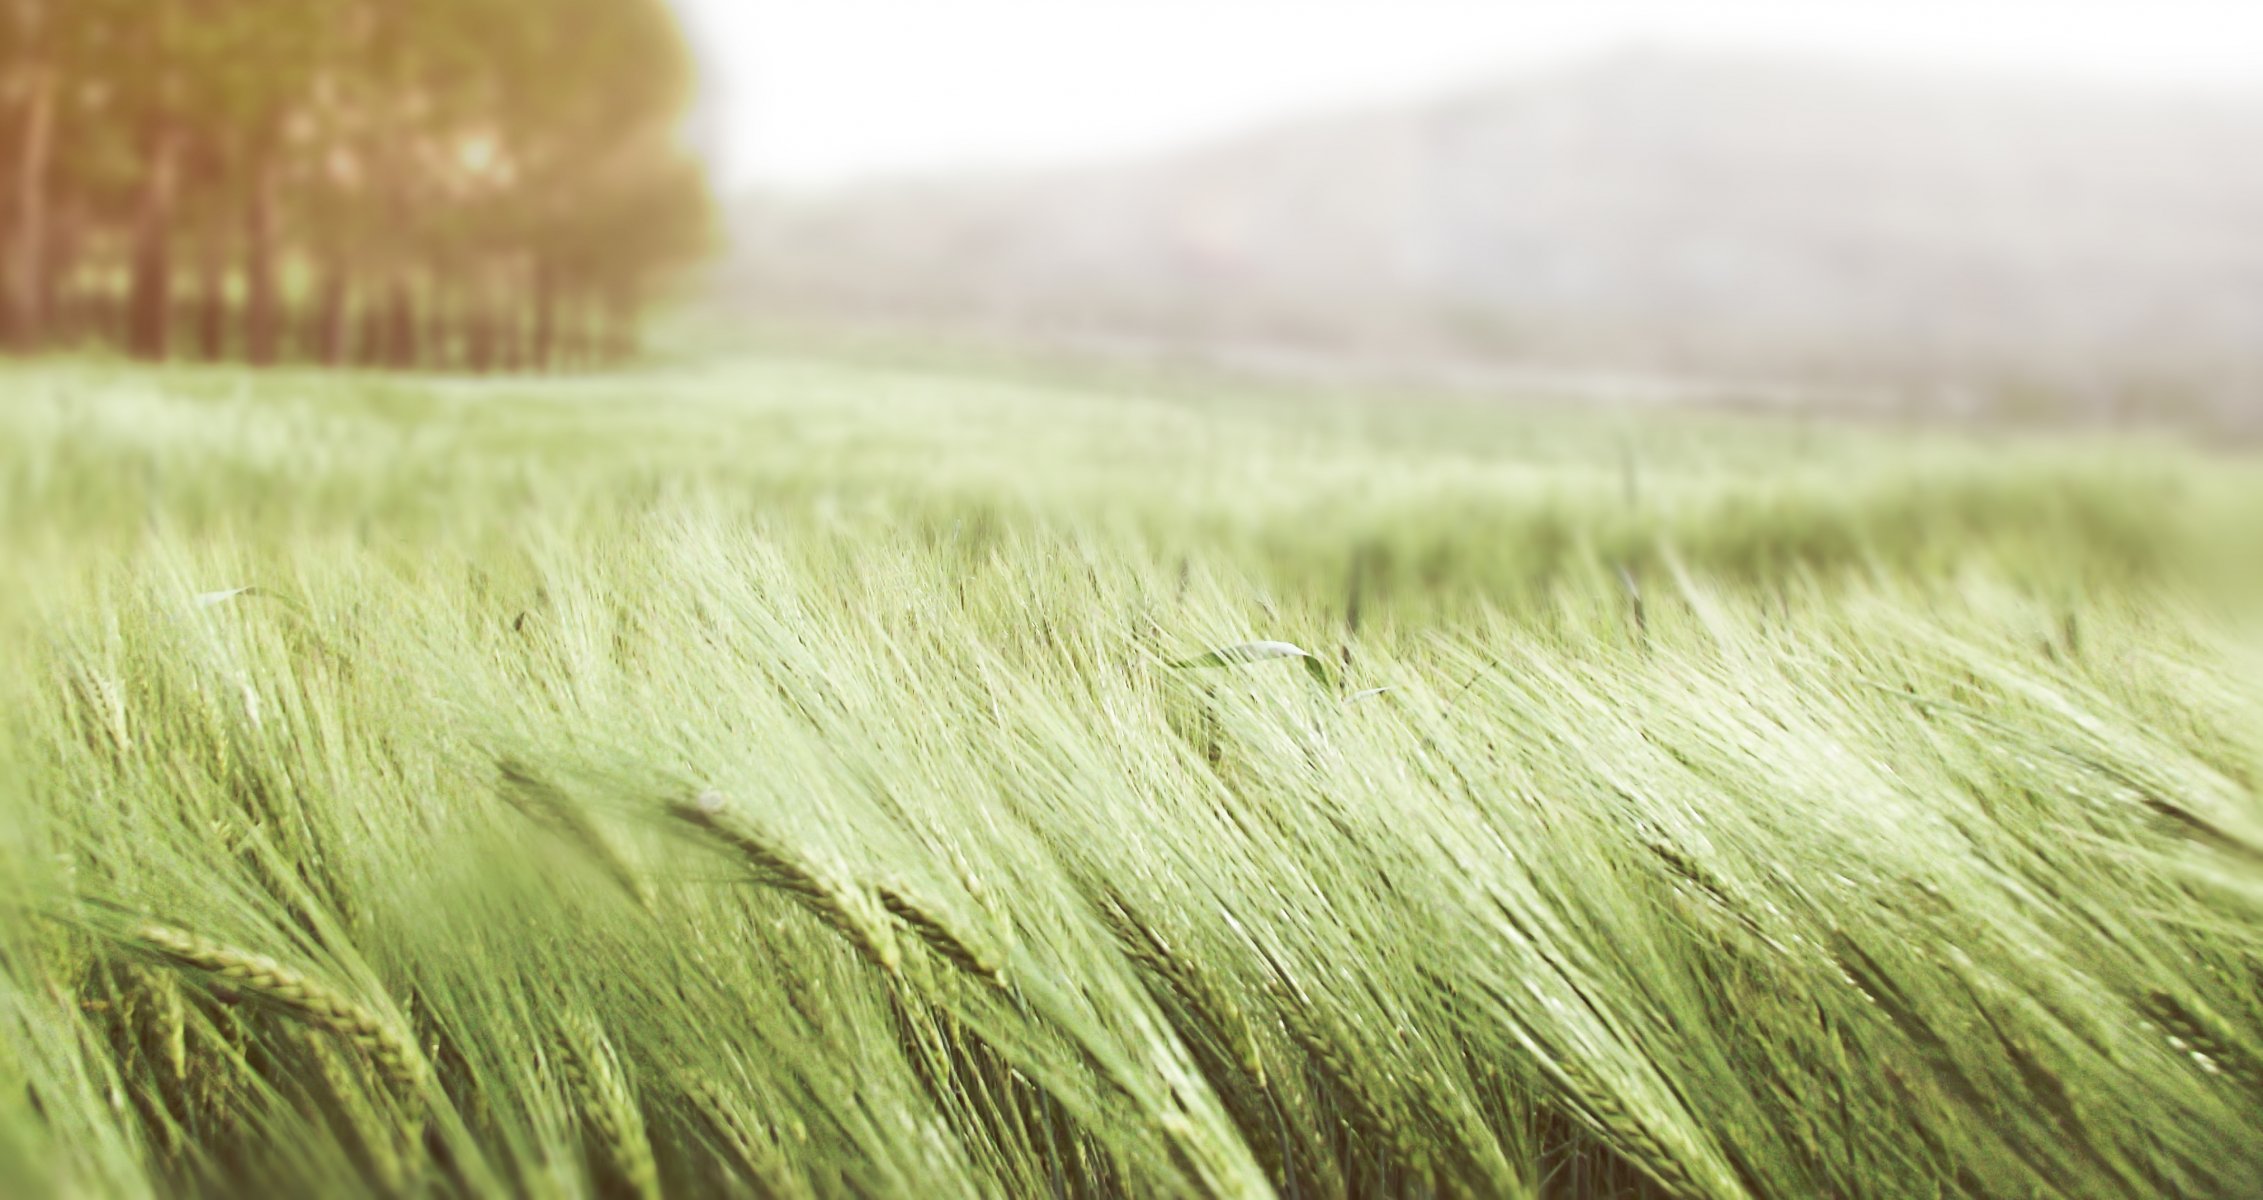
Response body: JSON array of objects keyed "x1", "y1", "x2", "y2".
[
  {"x1": 8, "y1": 0, "x2": 2263, "y2": 428},
  {"x1": 0, "y1": 0, "x2": 711, "y2": 372}
]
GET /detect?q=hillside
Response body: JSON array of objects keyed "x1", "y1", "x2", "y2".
[{"x1": 722, "y1": 49, "x2": 2263, "y2": 415}]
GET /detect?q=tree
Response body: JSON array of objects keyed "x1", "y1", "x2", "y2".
[
  {"x1": 4, "y1": 0, "x2": 138, "y2": 348},
  {"x1": 2, "y1": 0, "x2": 715, "y2": 369},
  {"x1": 3, "y1": 0, "x2": 59, "y2": 348}
]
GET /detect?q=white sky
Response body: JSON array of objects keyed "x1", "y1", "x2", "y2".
[{"x1": 667, "y1": 1, "x2": 2263, "y2": 189}]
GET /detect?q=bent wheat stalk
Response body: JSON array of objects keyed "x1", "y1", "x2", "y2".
[
  {"x1": 128, "y1": 922, "x2": 427, "y2": 1093},
  {"x1": 669, "y1": 799, "x2": 902, "y2": 972},
  {"x1": 877, "y1": 884, "x2": 1005, "y2": 981},
  {"x1": 556, "y1": 1011, "x2": 660, "y2": 1200}
]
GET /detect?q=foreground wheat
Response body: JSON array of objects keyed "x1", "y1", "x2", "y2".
[{"x1": 129, "y1": 922, "x2": 428, "y2": 1093}]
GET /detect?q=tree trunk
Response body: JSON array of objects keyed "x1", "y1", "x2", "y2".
[
  {"x1": 465, "y1": 285, "x2": 494, "y2": 373},
  {"x1": 310, "y1": 266, "x2": 343, "y2": 364},
  {"x1": 313, "y1": 262, "x2": 348, "y2": 365},
  {"x1": 357, "y1": 285, "x2": 387, "y2": 368},
  {"x1": 243, "y1": 148, "x2": 280, "y2": 364},
  {"x1": 39, "y1": 205, "x2": 74, "y2": 342},
  {"x1": 424, "y1": 280, "x2": 451, "y2": 370},
  {"x1": 194, "y1": 230, "x2": 227, "y2": 360},
  {"x1": 567, "y1": 294, "x2": 594, "y2": 368},
  {"x1": 6, "y1": 61, "x2": 57, "y2": 349},
  {"x1": 383, "y1": 275, "x2": 415, "y2": 368},
  {"x1": 126, "y1": 124, "x2": 185, "y2": 360},
  {"x1": 493, "y1": 275, "x2": 521, "y2": 372},
  {"x1": 91, "y1": 271, "x2": 124, "y2": 347},
  {"x1": 530, "y1": 258, "x2": 556, "y2": 371}
]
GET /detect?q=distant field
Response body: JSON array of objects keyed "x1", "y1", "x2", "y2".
[{"x1": 3, "y1": 356, "x2": 2260, "y2": 1198}]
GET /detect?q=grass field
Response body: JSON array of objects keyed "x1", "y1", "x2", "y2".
[{"x1": 3, "y1": 355, "x2": 2261, "y2": 1198}]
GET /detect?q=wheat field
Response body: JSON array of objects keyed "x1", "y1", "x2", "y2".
[{"x1": 2, "y1": 356, "x2": 2260, "y2": 1198}]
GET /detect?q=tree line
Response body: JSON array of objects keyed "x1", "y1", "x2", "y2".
[{"x1": 1, "y1": 0, "x2": 713, "y2": 370}]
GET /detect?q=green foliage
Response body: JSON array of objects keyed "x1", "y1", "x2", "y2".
[
  {"x1": 1, "y1": 0, "x2": 711, "y2": 364},
  {"x1": 2, "y1": 354, "x2": 2261, "y2": 1197}
]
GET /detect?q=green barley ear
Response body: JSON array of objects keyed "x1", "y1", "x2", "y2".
[
  {"x1": 494, "y1": 758, "x2": 654, "y2": 911},
  {"x1": 126, "y1": 922, "x2": 428, "y2": 1094},
  {"x1": 1549, "y1": 1052, "x2": 1709, "y2": 1200},
  {"x1": 555, "y1": 1011, "x2": 660, "y2": 1200},
  {"x1": 303, "y1": 1031, "x2": 417, "y2": 1194},
  {"x1": 877, "y1": 883, "x2": 1005, "y2": 981},
  {"x1": 678, "y1": 1070, "x2": 807, "y2": 1198},
  {"x1": 668, "y1": 794, "x2": 901, "y2": 972}
]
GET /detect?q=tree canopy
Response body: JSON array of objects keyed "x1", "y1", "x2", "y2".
[{"x1": 0, "y1": 0, "x2": 714, "y2": 368}]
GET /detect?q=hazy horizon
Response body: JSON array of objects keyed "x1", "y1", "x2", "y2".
[{"x1": 669, "y1": 0, "x2": 2263, "y2": 189}]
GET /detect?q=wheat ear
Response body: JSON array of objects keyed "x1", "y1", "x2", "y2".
[{"x1": 130, "y1": 922, "x2": 427, "y2": 1093}]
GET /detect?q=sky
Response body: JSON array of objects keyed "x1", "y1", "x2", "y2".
[{"x1": 666, "y1": 1, "x2": 2263, "y2": 190}]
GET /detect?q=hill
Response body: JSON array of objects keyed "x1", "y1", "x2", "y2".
[{"x1": 721, "y1": 49, "x2": 2263, "y2": 418}]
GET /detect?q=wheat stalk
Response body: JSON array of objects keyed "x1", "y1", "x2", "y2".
[
  {"x1": 556, "y1": 1012, "x2": 661, "y2": 1200},
  {"x1": 1548, "y1": 1051, "x2": 1708, "y2": 1200},
  {"x1": 669, "y1": 799, "x2": 900, "y2": 972},
  {"x1": 1096, "y1": 894, "x2": 1264, "y2": 1084},
  {"x1": 2147, "y1": 990, "x2": 2263, "y2": 1093},
  {"x1": 877, "y1": 884, "x2": 1004, "y2": 980},
  {"x1": 303, "y1": 1030, "x2": 415, "y2": 1194},
  {"x1": 679, "y1": 1071, "x2": 810, "y2": 1199},
  {"x1": 129, "y1": 922, "x2": 427, "y2": 1093},
  {"x1": 495, "y1": 759, "x2": 653, "y2": 909}
]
